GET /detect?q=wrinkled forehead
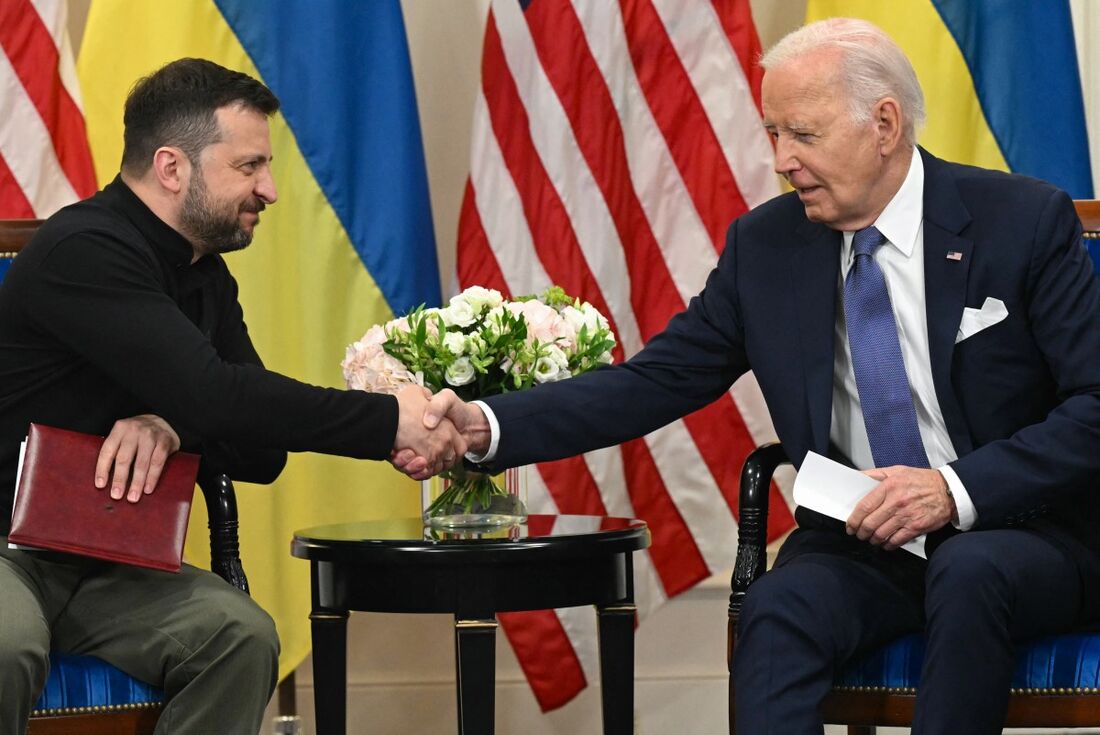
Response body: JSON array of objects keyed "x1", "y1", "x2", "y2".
[{"x1": 762, "y1": 52, "x2": 847, "y2": 119}]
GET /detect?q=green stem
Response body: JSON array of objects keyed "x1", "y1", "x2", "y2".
[{"x1": 426, "y1": 469, "x2": 508, "y2": 515}]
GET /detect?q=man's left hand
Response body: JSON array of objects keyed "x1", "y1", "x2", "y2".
[
  {"x1": 95, "y1": 415, "x2": 181, "y2": 503},
  {"x1": 847, "y1": 466, "x2": 956, "y2": 550}
]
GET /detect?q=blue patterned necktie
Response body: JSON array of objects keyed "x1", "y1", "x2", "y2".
[{"x1": 843, "y1": 226, "x2": 929, "y2": 468}]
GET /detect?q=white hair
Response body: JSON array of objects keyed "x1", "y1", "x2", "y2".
[{"x1": 760, "y1": 18, "x2": 926, "y2": 145}]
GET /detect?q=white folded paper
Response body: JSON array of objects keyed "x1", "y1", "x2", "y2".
[
  {"x1": 793, "y1": 451, "x2": 926, "y2": 558},
  {"x1": 8, "y1": 439, "x2": 32, "y2": 551}
]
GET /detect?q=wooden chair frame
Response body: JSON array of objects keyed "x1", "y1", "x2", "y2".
[{"x1": 727, "y1": 201, "x2": 1100, "y2": 734}]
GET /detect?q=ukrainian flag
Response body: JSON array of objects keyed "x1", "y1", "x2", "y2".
[
  {"x1": 78, "y1": 0, "x2": 440, "y2": 679},
  {"x1": 806, "y1": 0, "x2": 1093, "y2": 199}
]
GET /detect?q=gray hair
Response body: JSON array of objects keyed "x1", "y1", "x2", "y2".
[{"x1": 760, "y1": 18, "x2": 925, "y2": 145}]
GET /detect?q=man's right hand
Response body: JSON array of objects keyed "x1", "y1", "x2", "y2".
[
  {"x1": 390, "y1": 389, "x2": 491, "y2": 478},
  {"x1": 95, "y1": 414, "x2": 181, "y2": 503},
  {"x1": 393, "y1": 385, "x2": 468, "y2": 480}
]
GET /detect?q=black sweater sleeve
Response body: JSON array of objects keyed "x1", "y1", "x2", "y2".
[{"x1": 27, "y1": 231, "x2": 397, "y2": 461}]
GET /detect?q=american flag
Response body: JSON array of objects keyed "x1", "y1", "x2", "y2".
[
  {"x1": 456, "y1": 0, "x2": 796, "y2": 710},
  {"x1": 0, "y1": 0, "x2": 95, "y2": 218}
]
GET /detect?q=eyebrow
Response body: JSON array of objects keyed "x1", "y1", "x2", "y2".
[{"x1": 764, "y1": 122, "x2": 815, "y2": 133}]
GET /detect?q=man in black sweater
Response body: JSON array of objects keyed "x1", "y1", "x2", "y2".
[{"x1": 0, "y1": 58, "x2": 461, "y2": 734}]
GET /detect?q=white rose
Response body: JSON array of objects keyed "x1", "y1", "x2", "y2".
[
  {"x1": 533, "y1": 356, "x2": 559, "y2": 383},
  {"x1": 448, "y1": 292, "x2": 472, "y2": 310},
  {"x1": 580, "y1": 302, "x2": 607, "y2": 331},
  {"x1": 441, "y1": 299, "x2": 476, "y2": 328},
  {"x1": 560, "y1": 305, "x2": 586, "y2": 334},
  {"x1": 445, "y1": 357, "x2": 476, "y2": 386},
  {"x1": 534, "y1": 354, "x2": 571, "y2": 383},
  {"x1": 598, "y1": 350, "x2": 613, "y2": 364},
  {"x1": 542, "y1": 344, "x2": 568, "y2": 369},
  {"x1": 458, "y1": 286, "x2": 503, "y2": 314},
  {"x1": 443, "y1": 332, "x2": 466, "y2": 355}
]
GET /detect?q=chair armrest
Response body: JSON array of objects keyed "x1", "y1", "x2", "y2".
[
  {"x1": 197, "y1": 472, "x2": 249, "y2": 594},
  {"x1": 728, "y1": 443, "x2": 790, "y2": 623}
]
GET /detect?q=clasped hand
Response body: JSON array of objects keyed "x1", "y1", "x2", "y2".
[
  {"x1": 390, "y1": 388, "x2": 490, "y2": 480},
  {"x1": 846, "y1": 466, "x2": 957, "y2": 550},
  {"x1": 391, "y1": 386, "x2": 472, "y2": 480}
]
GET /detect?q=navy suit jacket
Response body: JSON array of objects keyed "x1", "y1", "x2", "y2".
[{"x1": 485, "y1": 149, "x2": 1100, "y2": 616}]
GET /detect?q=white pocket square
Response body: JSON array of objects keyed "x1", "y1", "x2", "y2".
[{"x1": 956, "y1": 297, "x2": 1008, "y2": 343}]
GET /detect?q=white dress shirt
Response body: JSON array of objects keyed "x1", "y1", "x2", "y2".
[
  {"x1": 473, "y1": 147, "x2": 977, "y2": 530},
  {"x1": 831, "y1": 148, "x2": 976, "y2": 530}
]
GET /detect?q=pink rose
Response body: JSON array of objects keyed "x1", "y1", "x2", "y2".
[
  {"x1": 341, "y1": 340, "x2": 418, "y2": 395},
  {"x1": 506, "y1": 300, "x2": 576, "y2": 348}
]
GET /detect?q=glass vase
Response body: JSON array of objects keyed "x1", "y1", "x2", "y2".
[{"x1": 421, "y1": 465, "x2": 527, "y2": 529}]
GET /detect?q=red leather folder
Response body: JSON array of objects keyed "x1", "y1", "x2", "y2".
[{"x1": 8, "y1": 423, "x2": 199, "y2": 572}]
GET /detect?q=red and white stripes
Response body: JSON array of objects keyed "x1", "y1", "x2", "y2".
[
  {"x1": 457, "y1": 0, "x2": 794, "y2": 710},
  {"x1": 0, "y1": 0, "x2": 95, "y2": 218}
]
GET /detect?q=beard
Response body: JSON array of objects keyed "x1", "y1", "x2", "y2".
[{"x1": 179, "y1": 172, "x2": 264, "y2": 256}]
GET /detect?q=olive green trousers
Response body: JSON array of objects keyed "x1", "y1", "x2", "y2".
[{"x1": 0, "y1": 541, "x2": 278, "y2": 735}]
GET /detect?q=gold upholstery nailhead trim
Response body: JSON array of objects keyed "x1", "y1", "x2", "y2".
[
  {"x1": 830, "y1": 685, "x2": 1100, "y2": 696},
  {"x1": 1006, "y1": 687, "x2": 1100, "y2": 696},
  {"x1": 0, "y1": 251, "x2": 17, "y2": 258},
  {"x1": 30, "y1": 701, "x2": 163, "y2": 717},
  {"x1": 831, "y1": 686, "x2": 917, "y2": 695}
]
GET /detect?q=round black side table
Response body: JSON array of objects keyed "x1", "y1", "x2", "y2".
[{"x1": 291, "y1": 514, "x2": 650, "y2": 735}]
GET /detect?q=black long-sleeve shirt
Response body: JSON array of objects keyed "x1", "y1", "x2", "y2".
[{"x1": 0, "y1": 177, "x2": 398, "y2": 534}]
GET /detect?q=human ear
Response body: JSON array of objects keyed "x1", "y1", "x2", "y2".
[
  {"x1": 874, "y1": 98, "x2": 903, "y2": 155},
  {"x1": 151, "y1": 147, "x2": 187, "y2": 195}
]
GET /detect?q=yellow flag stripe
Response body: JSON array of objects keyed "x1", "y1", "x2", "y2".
[
  {"x1": 77, "y1": 1, "x2": 418, "y2": 681},
  {"x1": 805, "y1": 0, "x2": 1008, "y2": 171}
]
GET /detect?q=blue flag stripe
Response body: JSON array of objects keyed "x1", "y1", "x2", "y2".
[
  {"x1": 932, "y1": 0, "x2": 1093, "y2": 198},
  {"x1": 213, "y1": 0, "x2": 442, "y2": 313}
]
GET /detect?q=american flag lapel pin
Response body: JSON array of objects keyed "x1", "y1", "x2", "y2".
[{"x1": 946, "y1": 251, "x2": 963, "y2": 261}]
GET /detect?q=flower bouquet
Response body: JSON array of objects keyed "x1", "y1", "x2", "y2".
[{"x1": 343, "y1": 285, "x2": 616, "y2": 527}]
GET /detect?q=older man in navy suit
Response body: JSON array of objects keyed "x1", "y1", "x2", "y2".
[{"x1": 399, "y1": 18, "x2": 1100, "y2": 734}]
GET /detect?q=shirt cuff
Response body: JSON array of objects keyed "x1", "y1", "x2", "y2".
[
  {"x1": 467, "y1": 400, "x2": 500, "y2": 464},
  {"x1": 939, "y1": 464, "x2": 977, "y2": 531}
]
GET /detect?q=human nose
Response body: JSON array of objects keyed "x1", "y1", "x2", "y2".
[
  {"x1": 772, "y1": 136, "x2": 799, "y2": 177},
  {"x1": 255, "y1": 168, "x2": 278, "y2": 205}
]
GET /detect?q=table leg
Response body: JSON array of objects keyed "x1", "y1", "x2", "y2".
[
  {"x1": 597, "y1": 603, "x2": 637, "y2": 735},
  {"x1": 310, "y1": 609, "x2": 350, "y2": 735},
  {"x1": 454, "y1": 617, "x2": 498, "y2": 734}
]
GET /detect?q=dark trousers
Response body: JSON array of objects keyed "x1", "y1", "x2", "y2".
[{"x1": 732, "y1": 527, "x2": 1084, "y2": 735}]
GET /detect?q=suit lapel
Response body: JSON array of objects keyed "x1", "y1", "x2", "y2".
[
  {"x1": 920, "y1": 149, "x2": 975, "y2": 457},
  {"x1": 791, "y1": 220, "x2": 841, "y2": 454}
]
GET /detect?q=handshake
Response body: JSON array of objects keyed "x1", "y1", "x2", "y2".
[{"x1": 390, "y1": 386, "x2": 490, "y2": 480}]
